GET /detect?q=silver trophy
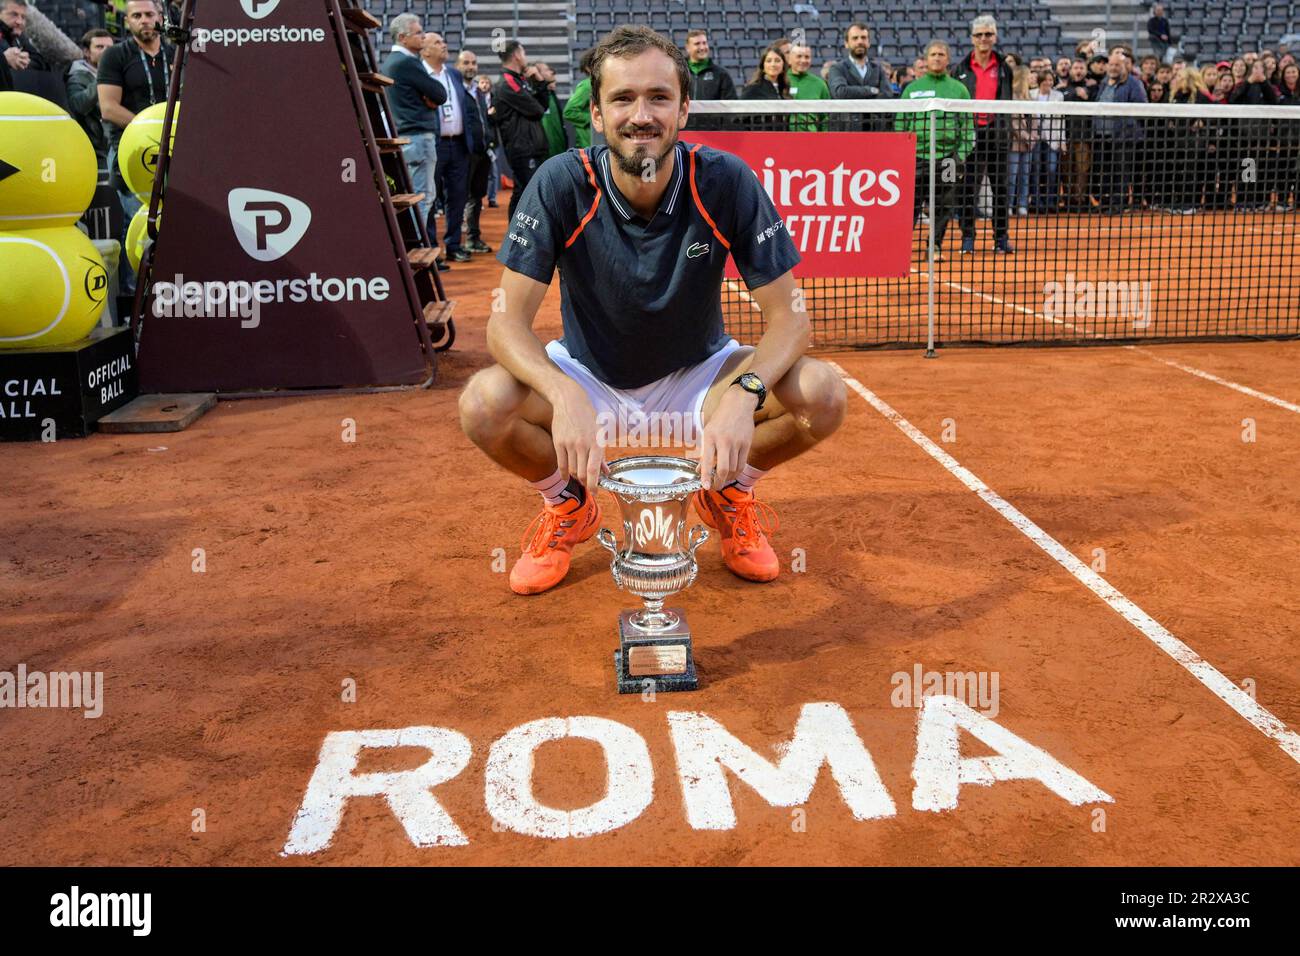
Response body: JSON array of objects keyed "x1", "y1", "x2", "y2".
[{"x1": 597, "y1": 456, "x2": 710, "y2": 693}]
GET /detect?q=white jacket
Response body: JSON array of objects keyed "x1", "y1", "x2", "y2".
[{"x1": 1033, "y1": 89, "x2": 1066, "y2": 149}]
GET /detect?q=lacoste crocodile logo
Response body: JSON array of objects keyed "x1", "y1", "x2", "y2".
[{"x1": 686, "y1": 242, "x2": 710, "y2": 259}]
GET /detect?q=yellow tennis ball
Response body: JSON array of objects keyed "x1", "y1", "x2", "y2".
[
  {"x1": 125, "y1": 204, "x2": 161, "y2": 271},
  {"x1": 0, "y1": 91, "x2": 98, "y2": 229},
  {"x1": 118, "y1": 101, "x2": 179, "y2": 202},
  {"x1": 0, "y1": 227, "x2": 109, "y2": 349}
]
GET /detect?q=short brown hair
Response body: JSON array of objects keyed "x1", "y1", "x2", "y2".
[
  {"x1": 685, "y1": 28, "x2": 707, "y2": 43},
  {"x1": 81, "y1": 28, "x2": 112, "y2": 49},
  {"x1": 589, "y1": 25, "x2": 690, "y2": 106}
]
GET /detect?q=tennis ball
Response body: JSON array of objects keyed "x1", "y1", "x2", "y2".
[
  {"x1": 0, "y1": 91, "x2": 97, "y2": 229},
  {"x1": 125, "y1": 204, "x2": 161, "y2": 271},
  {"x1": 118, "y1": 101, "x2": 180, "y2": 202},
  {"x1": 0, "y1": 227, "x2": 109, "y2": 349}
]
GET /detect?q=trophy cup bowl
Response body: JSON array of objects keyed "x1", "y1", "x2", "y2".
[{"x1": 597, "y1": 456, "x2": 710, "y2": 693}]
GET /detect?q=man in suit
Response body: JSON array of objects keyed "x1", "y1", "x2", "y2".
[
  {"x1": 826, "y1": 22, "x2": 896, "y2": 130},
  {"x1": 457, "y1": 48, "x2": 494, "y2": 255},
  {"x1": 381, "y1": 13, "x2": 447, "y2": 256},
  {"x1": 421, "y1": 31, "x2": 479, "y2": 262}
]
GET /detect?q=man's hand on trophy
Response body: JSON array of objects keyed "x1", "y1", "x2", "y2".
[
  {"x1": 550, "y1": 383, "x2": 605, "y2": 494},
  {"x1": 699, "y1": 390, "x2": 757, "y2": 491}
]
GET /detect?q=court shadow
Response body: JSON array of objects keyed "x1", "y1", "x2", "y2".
[{"x1": 696, "y1": 575, "x2": 1016, "y2": 687}]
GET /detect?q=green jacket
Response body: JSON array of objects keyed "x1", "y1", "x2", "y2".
[
  {"x1": 895, "y1": 72, "x2": 975, "y2": 162},
  {"x1": 785, "y1": 70, "x2": 830, "y2": 131},
  {"x1": 540, "y1": 90, "x2": 568, "y2": 157},
  {"x1": 563, "y1": 76, "x2": 592, "y2": 148}
]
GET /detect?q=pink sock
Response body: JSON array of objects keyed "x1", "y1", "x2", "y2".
[
  {"x1": 728, "y1": 464, "x2": 768, "y2": 494},
  {"x1": 527, "y1": 468, "x2": 569, "y2": 505}
]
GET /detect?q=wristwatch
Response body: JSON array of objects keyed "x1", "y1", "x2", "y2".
[{"x1": 731, "y1": 372, "x2": 767, "y2": 411}]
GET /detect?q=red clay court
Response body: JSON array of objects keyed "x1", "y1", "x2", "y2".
[{"x1": 3, "y1": 202, "x2": 1299, "y2": 866}]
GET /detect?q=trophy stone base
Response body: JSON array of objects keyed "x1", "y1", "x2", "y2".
[{"x1": 614, "y1": 608, "x2": 698, "y2": 694}]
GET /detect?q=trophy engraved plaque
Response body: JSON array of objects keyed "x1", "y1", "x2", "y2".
[{"x1": 597, "y1": 456, "x2": 710, "y2": 693}]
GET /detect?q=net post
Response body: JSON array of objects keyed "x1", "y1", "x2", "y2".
[{"x1": 925, "y1": 107, "x2": 937, "y2": 359}]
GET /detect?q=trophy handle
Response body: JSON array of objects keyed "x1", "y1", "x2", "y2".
[
  {"x1": 687, "y1": 524, "x2": 710, "y2": 556},
  {"x1": 596, "y1": 528, "x2": 624, "y2": 590}
]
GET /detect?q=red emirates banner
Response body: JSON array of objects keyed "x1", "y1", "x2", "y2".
[{"x1": 685, "y1": 132, "x2": 916, "y2": 278}]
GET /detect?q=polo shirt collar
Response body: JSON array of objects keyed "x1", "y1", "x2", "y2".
[
  {"x1": 598, "y1": 142, "x2": 686, "y2": 222},
  {"x1": 392, "y1": 44, "x2": 416, "y2": 57}
]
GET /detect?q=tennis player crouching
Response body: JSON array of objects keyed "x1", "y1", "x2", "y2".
[{"x1": 459, "y1": 26, "x2": 846, "y2": 595}]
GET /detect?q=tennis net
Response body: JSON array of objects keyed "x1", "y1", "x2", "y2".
[{"x1": 688, "y1": 98, "x2": 1300, "y2": 351}]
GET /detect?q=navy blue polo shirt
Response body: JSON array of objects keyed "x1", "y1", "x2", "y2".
[{"x1": 496, "y1": 141, "x2": 800, "y2": 389}]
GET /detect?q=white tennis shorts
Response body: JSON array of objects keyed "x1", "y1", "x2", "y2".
[{"x1": 545, "y1": 338, "x2": 743, "y2": 451}]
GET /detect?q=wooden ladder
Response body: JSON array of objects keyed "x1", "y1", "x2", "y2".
[{"x1": 332, "y1": 0, "x2": 455, "y2": 351}]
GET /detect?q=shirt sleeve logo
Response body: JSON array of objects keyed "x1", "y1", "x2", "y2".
[{"x1": 686, "y1": 241, "x2": 710, "y2": 259}]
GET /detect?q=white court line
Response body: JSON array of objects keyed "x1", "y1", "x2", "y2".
[
  {"x1": 830, "y1": 361, "x2": 1300, "y2": 766},
  {"x1": 905, "y1": 266, "x2": 1098, "y2": 336},
  {"x1": 904, "y1": 269, "x2": 1298, "y2": 410},
  {"x1": 1127, "y1": 347, "x2": 1300, "y2": 415}
]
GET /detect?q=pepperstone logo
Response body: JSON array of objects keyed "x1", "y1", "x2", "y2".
[
  {"x1": 194, "y1": 1, "x2": 326, "y2": 48},
  {"x1": 228, "y1": 188, "x2": 312, "y2": 263},
  {"x1": 240, "y1": 0, "x2": 280, "y2": 19}
]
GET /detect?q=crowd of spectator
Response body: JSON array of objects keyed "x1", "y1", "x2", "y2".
[
  {"x1": 381, "y1": 14, "x2": 581, "y2": 269},
  {"x1": 663, "y1": 14, "x2": 1300, "y2": 254},
  {"x1": 5, "y1": 0, "x2": 1299, "y2": 269}
]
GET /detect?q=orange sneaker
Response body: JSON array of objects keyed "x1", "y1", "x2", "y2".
[
  {"x1": 693, "y1": 485, "x2": 781, "y2": 582},
  {"x1": 509, "y1": 491, "x2": 601, "y2": 595}
]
